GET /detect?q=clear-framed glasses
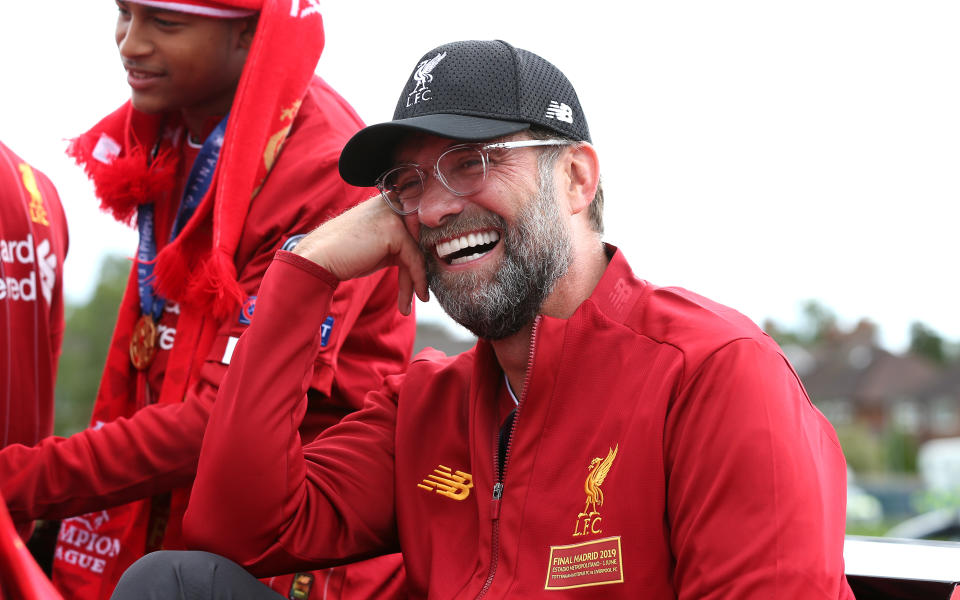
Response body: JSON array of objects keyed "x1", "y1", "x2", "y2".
[{"x1": 375, "y1": 139, "x2": 573, "y2": 215}]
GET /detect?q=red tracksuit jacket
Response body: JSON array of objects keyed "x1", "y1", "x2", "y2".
[
  {"x1": 187, "y1": 247, "x2": 855, "y2": 599},
  {"x1": 0, "y1": 142, "x2": 68, "y2": 450}
]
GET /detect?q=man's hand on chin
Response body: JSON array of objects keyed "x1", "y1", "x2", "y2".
[{"x1": 293, "y1": 195, "x2": 429, "y2": 314}]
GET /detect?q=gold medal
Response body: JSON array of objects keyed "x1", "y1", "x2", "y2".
[{"x1": 130, "y1": 314, "x2": 159, "y2": 370}]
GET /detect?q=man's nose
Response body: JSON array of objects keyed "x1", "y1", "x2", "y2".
[
  {"x1": 416, "y1": 179, "x2": 468, "y2": 229},
  {"x1": 117, "y1": 18, "x2": 152, "y2": 59}
]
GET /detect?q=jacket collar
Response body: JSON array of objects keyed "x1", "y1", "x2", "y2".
[
  {"x1": 584, "y1": 244, "x2": 647, "y2": 327},
  {"x1": 470, "y1": 243, "x2": 646, "y2": 385}
]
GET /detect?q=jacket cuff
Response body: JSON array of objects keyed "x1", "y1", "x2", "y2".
[{"x1": 274, "y1": 250, "x2": 341, "y2": 290}]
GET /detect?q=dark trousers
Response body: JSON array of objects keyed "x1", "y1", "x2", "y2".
[{"x1": 111, "y1": 551, "x2": 283, "y2": 600}]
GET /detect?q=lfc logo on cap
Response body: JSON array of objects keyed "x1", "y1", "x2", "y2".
[{"x1": 407, "y1": 52, "x2": 446, "y2": 107}]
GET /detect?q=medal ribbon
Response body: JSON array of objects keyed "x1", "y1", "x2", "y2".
[{"x1": 135, "y1": 116, "x2": 228, "y2": 321}]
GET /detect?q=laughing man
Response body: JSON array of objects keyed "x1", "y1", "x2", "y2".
[{"x1": 116, "y1": 39, "x2": 854, "y2": 599}]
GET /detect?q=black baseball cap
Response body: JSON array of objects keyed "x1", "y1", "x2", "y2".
[{"x1": 338, "y1": 39, "x2": 591, "y2": 187}]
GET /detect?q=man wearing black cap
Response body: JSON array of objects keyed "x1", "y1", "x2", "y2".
[{"x1": 113, "y1": 40, "x2": 854, "y2": 599}]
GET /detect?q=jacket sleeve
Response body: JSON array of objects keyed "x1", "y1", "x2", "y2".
[
  {"x1": 184, "y1": 252, "x2": 401, "y2": 575},
  {"x1": 664, "y1": 338, "x2": 851, "y2": 599},
  {"x1": 0, "y1": 242, "x2": 413, "y2": 526},
  {"x1": 0, "y1": 365, "x2": 217, "y2": 524}
]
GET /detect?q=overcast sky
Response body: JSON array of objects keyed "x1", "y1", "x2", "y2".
[{"x1": 2, "y1": 1, "x2": 958, "y2": 351}]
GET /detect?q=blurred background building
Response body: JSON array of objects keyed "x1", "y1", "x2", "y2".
[{"x1": 767, "y1": 303, "x2": 960, "y2": 538}]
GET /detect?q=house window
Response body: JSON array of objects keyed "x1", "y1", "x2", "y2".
[
  {"x1": 930, "y1": 395, "x2": 959, "y2": 435},
  {"x1": 892, "y1": 400, "x2": 921, "y2": 434},
  {"x1": 820, "y1": 399, "x2": 853, "y2": 426}
]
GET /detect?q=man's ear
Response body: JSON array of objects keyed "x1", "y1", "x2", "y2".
[
  {"x1": 561, "y1": 143, "x2": 600, "y2": 216},
  {"x1": 237, "y1": 15, "x2": 258, "y2": 50}
]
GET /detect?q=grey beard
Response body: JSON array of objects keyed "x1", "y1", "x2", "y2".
[{"x1": 420, "y1": 171, "x2": 572, "y2": 340}]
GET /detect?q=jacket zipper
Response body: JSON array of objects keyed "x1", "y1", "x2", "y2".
[{"x1": 475, "y1": 317, "x2": 541, "y2": 599}]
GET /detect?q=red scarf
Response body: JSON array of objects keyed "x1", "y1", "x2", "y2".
[{"x1": 55, "y1": 2, "x2": 326, "y2": 597}]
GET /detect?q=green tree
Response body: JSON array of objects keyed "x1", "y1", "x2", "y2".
[
  {"x1": 762, "y1": 319, "x2": 801, "y2": 348},
  {"x1": 54, "y1": 255, "x2": 129, "y2": 435},
  {"x1": 835, "y1": 423, "x2": 885, "y2": 474},
  {"x1": 799, "y1": 299, "x2": 838, "y2": 345},
  {"x1": 765, "y1": 299, "x2": 838, "y2": 349},
  {"x1": 883, "y1": 427, "x2": 919, "y2": 473},
  {"x1": 908, "y1": 321, "x2": 946, "y2": 364}
]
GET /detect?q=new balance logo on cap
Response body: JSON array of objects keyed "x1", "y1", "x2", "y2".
[{"x1": 545, "y1": 101, "x2": 574, "y2": 124}]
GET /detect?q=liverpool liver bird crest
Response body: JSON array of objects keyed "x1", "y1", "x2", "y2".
[
  {"x1": 411, "y1": 52, "x2": 446, "y2": 94},
  {"x1": 579, "y1": 445, "x2": 618, "y2": 517}
]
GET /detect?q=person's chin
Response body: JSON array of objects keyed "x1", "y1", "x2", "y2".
[{"x1": 129, "y1": 92, "x2": 170, "y2": 115}]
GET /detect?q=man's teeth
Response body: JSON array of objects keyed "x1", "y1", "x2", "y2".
[
  {"x1": 436, "y1": 230, "x2": 500, "y2": 262},
  {"x1": 450, "y1": 252, "x2": 484, "y2": 266}
]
